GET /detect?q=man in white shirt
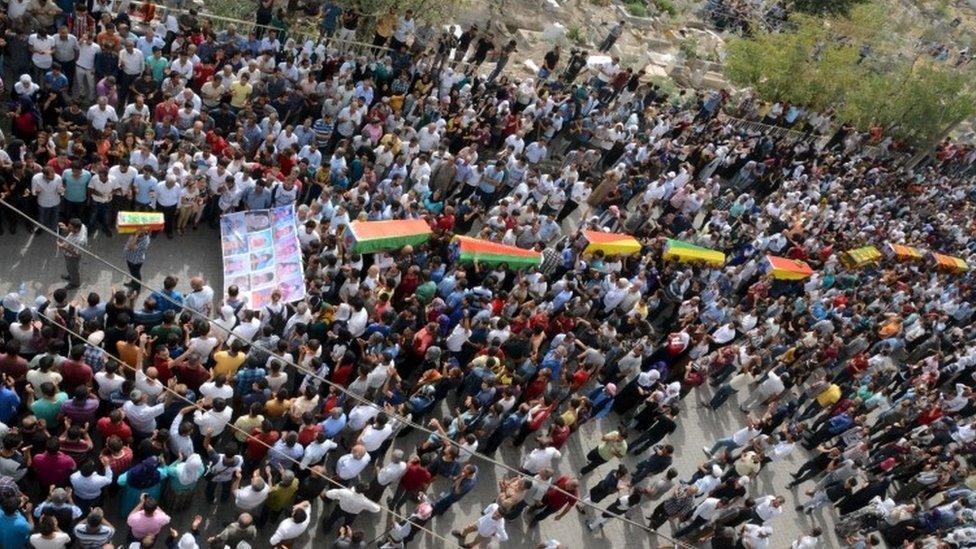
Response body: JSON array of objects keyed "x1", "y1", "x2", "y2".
[
  {"x1": 321, "y1": 484, "x2": 382, "y2": 533},
  {"x1": 454, "y1": 503, "x2": 510, "y2": 546},
  {"x1": 184, "y1": 276, "x2": 215, "y2": 317},
  {"x1": 31, "y1": 166, "x2": 64, "y2": 232},
  {"x1": 75, "y1": 36, "x2": 100, "y2": 102},
  {"x1": 753, "y1": 495, "x2": 785, "y2": 524},
  {"x1": 153, "y1": 175, "x2": 182, "y2": 238},
  {"x1": 268, "y1": 501, "x2": 311, "y2": 545},
  {"x1": 86, "y1": 96, "x2": 118, "y2": 130},
  {"x1": 674, "y1": 497, "x2": 724, "y2": 538},
  {"x1": 70, "y1": 459, "x2": 114, "y2": 507},
  {"x1": 87, "y1": 168, "x2": 116, "y2": 237},
  {"x1": 117, "y1": 40, "x2": 144, "y2": 103},
  {"x1": 358, "y1": 414, "x2": 394, "y2": 459},
  {"x1": 189, "y1": 398, "x2": 232, "y2": 437},
  {"x1": 233, "y1": 470, "x2": 269, "y2": 512},
  {"x1": 335, "y1": 444, "x2": 371, "y2": 483},
  {"x1": 520, "y1": 441, "x2": 562, "y2": 474},
  {"x1": 121, "y1": 390, "x2": 165, "y2": 437},
  {"x1": 28, "y1": 29, "x2": 56, "y2": 72}
]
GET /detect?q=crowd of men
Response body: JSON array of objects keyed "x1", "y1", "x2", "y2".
[{"x1": 0, "y1": 0, "x2": 974, "y2": 548}]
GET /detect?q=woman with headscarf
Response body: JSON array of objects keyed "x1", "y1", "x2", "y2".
[
  {"x1": 10, "y1": 96, "x2": 40, "y2": 142},
  {"x1": 163, "y1": 453, "x2": 205, "y2": 510},
  {"x1": 117, "y1": 455, "x2": 169, "y2": 516}
]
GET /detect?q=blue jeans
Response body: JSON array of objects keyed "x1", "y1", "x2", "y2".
[
  {"x1": 38, "y1": 205, "x2": 59, "y2": 233},
  {"x1": 88, "y1": 202, "x2": 113, "y2": 236},
  {"x1": 707, "y1": 438, "x2": 739, "y2": 457}
]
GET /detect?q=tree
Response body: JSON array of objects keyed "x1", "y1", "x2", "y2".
[
  {"x1": 792, "y1": 0, "x2": 869, "y2": 17},
  {"x1": 724, "y1": 5, "x2": 976, "y2": 146}
]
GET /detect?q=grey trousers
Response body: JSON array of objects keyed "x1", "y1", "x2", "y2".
[{"x1": 64, "y1": 255, "x2": 80, "y2": 286}]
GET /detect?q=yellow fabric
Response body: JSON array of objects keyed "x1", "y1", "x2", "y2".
[
  {"x1": 815, "y1": 384, "x2": 841, "y2": 407},
  {"x1": 213, "y1": 350, "x2": 246, "y2": 378}
]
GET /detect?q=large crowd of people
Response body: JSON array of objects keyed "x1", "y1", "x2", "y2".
[{"x1": 0, "y1": 0, "x2": 973, "y2": 548}]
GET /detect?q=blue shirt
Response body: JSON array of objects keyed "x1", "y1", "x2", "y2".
[
  {"x1": 0, "y1": 511, "x2": 30, "y2": 549},
  {"x1": 0, "y1": 387, "x2": 20, "y2": 423},
  {"x1": 320, "y1": 414, "x2": 347, "y2": 438},
  {"x1": 151, "y1": 289, "x2": 183, "y2": 314},
  {"x1": 133, "y1": 175, "x2": 158, "y2": 205},
  {"x1": 62, "y1": 169, "x2": 92, "y2": 203}
]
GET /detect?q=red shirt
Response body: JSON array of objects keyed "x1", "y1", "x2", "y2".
[
  {"x1": 96, "y1": 417, "x2": 133, "y2": 442},
  {"x1": 60, "y1": 360, "x2": 93, "y2": 393},
  {"x1": 0, "y1": 353, "x2": 28, "y2": 380},
  {"x1": 399, "y1": 463, "x2": 432, "y2": 492},
  {"x1": 246, "y1": 429, "x2": 280, "y2": 461},
  {"x1": 32, "y1": 451, "x2": 77, "y2": 488},
  {"x1": 153, "y1": 101, "x2": 179, "y2": 124},
  {"x1": 297, "y1": 424, "x2": 323, "y2": 447},
  {"x1": 173, "y1": 363, "x2": 210, "y2": 392},
  {"x1": 542, "y1": 475, "x2": 578, "y2": 509},
  {"x1": 152, "y1": 356, "x2": 173, "y2": 385}
]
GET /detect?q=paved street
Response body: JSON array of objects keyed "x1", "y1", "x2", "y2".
[{"x1": 0, "y1": 228, "x2": 841, "y2": 548}]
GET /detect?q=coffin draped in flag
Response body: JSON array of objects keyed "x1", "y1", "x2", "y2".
[
  {"x1": 883, "y1": 243, "x2": 923, "y2": 262},
  {"x1": 117, "y1": 211, "x2": 164, "y2": 233},
  {"x1": 840, "y1": 246, "x2": 882, "y2": 268},
  {"x1": 343, "y1": 219, "x2": 433, "y2": 254},
  {"x1": 662, "y1": 239, "x2": 725, "y2": 267},
  {"x1": 929, "y1": 252, "x2": 970, "y2": 274},
  {"x1": 452, "y1": 236, "x2": 542, "y2": 268},
  {"x1": 765, "y1": 255, "x2": 814, "y2": 281},
  {"x1": 583, "y1": 230, "x2": 642, "y2": 256}
]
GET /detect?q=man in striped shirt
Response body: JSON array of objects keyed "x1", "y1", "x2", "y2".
[{"x1": 123, "y1": 229, "x2": 151, "y2": 290}]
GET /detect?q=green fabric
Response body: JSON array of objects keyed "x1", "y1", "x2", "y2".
[
  {"x1": 31, "y1": 393, "x2": 67, "y2": 424},
  {"x1": 351, "y1": 233, "x2": 431, "y2": 254}
]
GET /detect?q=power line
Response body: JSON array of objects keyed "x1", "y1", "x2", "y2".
[
  {"x1": 29, "y1": 305, "x2": 464, "y2": 549},
  {"x1": 0, "y1": 198, "x2": 693, "y2": 546}
]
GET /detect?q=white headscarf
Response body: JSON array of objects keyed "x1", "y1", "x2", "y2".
[{"x1": 176, "y1": 454, "x2": 204, "y2": 485}]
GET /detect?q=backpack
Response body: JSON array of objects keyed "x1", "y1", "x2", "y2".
[{"x1": 264, "y1": 303, "x2": 288, "y2": 335}]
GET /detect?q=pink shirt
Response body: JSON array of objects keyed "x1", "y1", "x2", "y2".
[{"x1": 127, "y1": 509, "x2": 171, "y2": 539}]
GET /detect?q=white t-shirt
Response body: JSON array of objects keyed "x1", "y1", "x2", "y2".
[
  {"x1": 29, "y1": 532, "x2": 71, "y2": 549},
  {"x1": 31, "y1": 173, "x2": 63, "y2": 208},
  {"x1": 28, "y1": 34, "x2": 56, "y2": 69},
  {"x1": 234, "y1": 484, "x2": 269, "y2": 511},
  {"x1": 521, "y1": 447, "x2": 561, "y2": 474},
  {"x1": 86, "y1": 105, "x2": 118, "y2": 130}
]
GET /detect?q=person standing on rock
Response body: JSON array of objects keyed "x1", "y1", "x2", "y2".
[
  {"x1": 488, "y1": 38, "x2": 517, "y2": 82},
  {"x1": 599, "y1": 20, "x2": 625, "y2": 53}
]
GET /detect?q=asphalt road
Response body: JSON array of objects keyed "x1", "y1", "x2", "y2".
[{"x1": 0, "y1": 227, "x2": 841, "y2": 548}]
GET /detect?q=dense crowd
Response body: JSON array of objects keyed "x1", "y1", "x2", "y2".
[{"x1": 0, "y1": 0, "x2": 974, "y2": 548}]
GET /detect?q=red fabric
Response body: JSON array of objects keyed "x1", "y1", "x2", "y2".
[
  {"x1": 245, "y1": 429, "x2": 280, "y2": 461},
  {"x1": 96, "y1": 417, "x2": 133, "y2": 442},
  {"x1": 542, "y1": 475, "x2": 578, "y2": 509},
  {"x1": 399, "y1": 462, "x2": 432, "y2": 491}
]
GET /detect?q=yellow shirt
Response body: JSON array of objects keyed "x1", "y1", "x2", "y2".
[
  {"x1": 213, "y1": 350, "x2": 246, "y2": 379},
  {"x1": 375, "y1": 14, "x2": 396, "y2": 38},
  {"x1": 232, "y1": 414, "x2": 264, "y2": 442},
  {"x1": 815, "y1": 384, "x2": 842, "y2": 407},
  {"x1": 560, "y1": 408, "x2": 578, "y2": 428},
  {"x1": 229, "y1": 81, "x2": 252, "y2": 108}
]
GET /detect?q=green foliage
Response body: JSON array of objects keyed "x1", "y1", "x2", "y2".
[
  {"x1": 567, "y1": 25, "x2": 586, "y2": 45},
  {"x1": 653, "y1": 0, "x2": 676, "y2": 16},
  {"x1": 793, "y1": 0, "x2": 869, "y2": 17},
  {"x1": 723, "y1": 6, "x2": 976, "y2": 145},
  {"x1": 677, "y1": 36, "x2": 700, "y2": 60},
  {"x1": 625, "y1": 1, "x2": 649, "y2": 17}
]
